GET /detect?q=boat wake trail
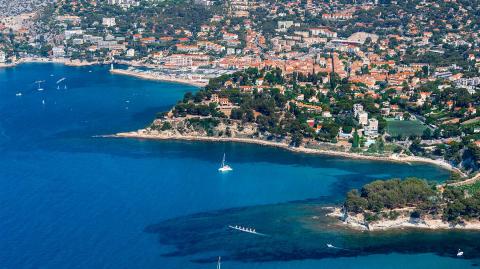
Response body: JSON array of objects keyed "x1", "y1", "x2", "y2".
[{"x1": 326, "y1": 243, "x2": 351, "y2": 251}]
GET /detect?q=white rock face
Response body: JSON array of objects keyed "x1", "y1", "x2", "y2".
[{"x1": 325, "y1": 207, "x2": 480, "y2": 231}]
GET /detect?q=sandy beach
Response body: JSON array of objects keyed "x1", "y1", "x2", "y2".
[
  {"x1": 108, "y1": 129, "x2": 464, "y2": 176},
  {"x1": 110, "y1": 69, "x2": 207, "y2": 87},
  {"x1": 19, "y1": 57, "x2": 98, "y2": 66},
  {"x1": 0, "y1": 57, "x2": 99, "y2": 68}
]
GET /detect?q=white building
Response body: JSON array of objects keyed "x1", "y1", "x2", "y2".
[
  {"x1": 126, "y1": 48, "x2": 135, "y2": 58},
  {"x1": 194, "y1": 0, "x2": 214, "y2": 5},
  {"x1": 322, "y1": 111, "x2": 332, "y2": 118},
  {"x1": 364, "y1": 118, "x2": 379, "y2": 137},
  {"x1": 277, "y1": 21, "x2": 294, "y2": 32},
  {"x1": 52, "y1": 47, "x2": 65, "y2": 58},
  {"x1": 65, "y1": 29, "x2": 84, "y2": 39},
  {"x1": 72, "y1": 38, "x2": 84, "y2": 45},
  {"x1": 0, "y1": 51, "x2": 6, "y2": 63},
  {"x1": 358, "y1": 111, "x2": 368, "y2": 126},
  {"x1": 102, "y1": 18, "x2": 116, "y2": 27},
  {"x1": 455, "y1": 77, "x2": 480, "y2": 94},
  {"x1": 309, "y1": 28, "x2": 337, "y2": 38},
  {"x1": 107, "y1": 0, "x2": 139, "y2": 8},
  {"x1": 353, "y1": 103, "x2": 364, "y2": 117}
]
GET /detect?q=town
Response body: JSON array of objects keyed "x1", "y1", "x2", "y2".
[{"x1": 1, "y1": 0, "x2": 480, "y2": 175}]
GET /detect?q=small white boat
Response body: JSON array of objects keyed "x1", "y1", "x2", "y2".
[
  {"x1": 35, "y1": 80, "x2": 45, "y2": 91},
  {"x1": 16, "y1": 92, "x2": 22, "y2": 96},
  {"x1": 42, "y1": 99, "x2": 45, "y2": 105},
  {"x1": 216, "y1": 256, "x2": 221, "y2": 269},
  {"x1": 57, "y1": 85, "x2": 60, "y2": 90},
  {"x1": 327, "y1": 244, "x2": 334, "y2": 248},
  {"x1": 457, "y1": 249, "x2": 464, "y2": 257},
  {"x1": 218, "y1": 153, "x2": 232, "y2": 172}
]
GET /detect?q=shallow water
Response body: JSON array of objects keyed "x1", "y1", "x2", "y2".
[{"x1": 1, "y1": 64, "x2": 475, "y2": 269}]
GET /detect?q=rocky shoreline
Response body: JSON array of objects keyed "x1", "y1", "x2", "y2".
[{"x1": 325, "y1": 207, "x2": 480, "y2": 231}]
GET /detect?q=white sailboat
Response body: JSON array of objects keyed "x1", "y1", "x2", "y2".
[
  {"x1": 457, "y1": 249, "x2": 464, "y2": 257},
  {"x1": 218, "y1": 153, "x2": 232, "y2": 172},
  {"x1": 36, "y1": 80, "x2": 45, "y2": 91},
  {"x1": 216, "y1": 256, "x2": 221, "y2": 269}
]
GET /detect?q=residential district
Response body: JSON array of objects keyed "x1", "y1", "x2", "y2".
[{"x1": 1, "y1": 0, "x2": 480, "y2": 177}]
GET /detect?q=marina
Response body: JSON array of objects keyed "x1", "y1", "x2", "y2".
[{"x1": 111, "y1": 65, "x2": 236, "y2": 87}]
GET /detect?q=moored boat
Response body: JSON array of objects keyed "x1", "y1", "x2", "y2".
[{"x1": 218, "y1": 153, "x2": 232, "y2": 172}]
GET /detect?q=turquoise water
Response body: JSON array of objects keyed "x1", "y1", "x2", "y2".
[{"x1": 0, "y1": 64, "x2": 476, "y2": 268}]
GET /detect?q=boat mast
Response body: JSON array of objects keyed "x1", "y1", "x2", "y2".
[{"x1": 222, "y1": 153, "x2": 226, "y2": 167}]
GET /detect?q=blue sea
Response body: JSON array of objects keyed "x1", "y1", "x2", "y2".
[{"x1": 0, "y1": 64, "x2": 478, "y2": 268}]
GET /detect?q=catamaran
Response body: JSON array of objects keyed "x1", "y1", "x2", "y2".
[{"x1": 218, "y1": 153, "x2": 232, "y2": 172}]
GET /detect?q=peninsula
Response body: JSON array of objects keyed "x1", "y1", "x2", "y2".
[
  {"x1": 113, "y1": 66, "x2": 478, "y2": 180},
  {"x1": 328, "y1": 177, "x2": 480, "y2": 231},
  {"x1": 4, "y1": 0, "x2": 480, "y2": 227},
  {"x1": 2, "y1": 1, "x2": 479, "y2": 179}
]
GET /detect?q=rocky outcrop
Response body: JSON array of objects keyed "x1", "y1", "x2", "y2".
[{"x1": 325, "y1": 207, "x2": 480, "y2": 231}]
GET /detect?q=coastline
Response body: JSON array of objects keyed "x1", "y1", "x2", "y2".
[
  {"x1": 107, "y1": 129, "x2": 462, "y2": 175},
  {"x1": 8, "y1": 58, "x2": 471, "y2": 180},
  {"x1": 0, "y1": 57, "x2": 99, "y2": 68},
  {"x1": 109, "y1": 68, "x2": 207, "y2": 87},
  {"x1": 326, "y1": 207, "x2": 480, "y2": 231},
  {"x1": 0, "y1": 57, "x2": 205, "y2": 87}
]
